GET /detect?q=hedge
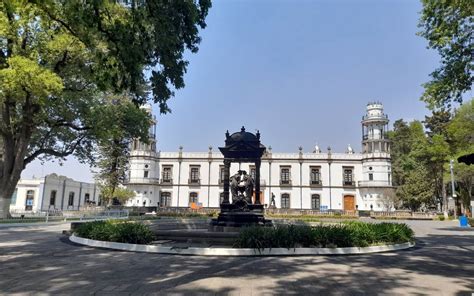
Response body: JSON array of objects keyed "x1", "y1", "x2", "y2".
[
  {"x1": 234, "y1": 221, "x2": 414, "y2": 249},
  {"x1": 74, "y1": 220, "x2": 155, "y2": 244}
]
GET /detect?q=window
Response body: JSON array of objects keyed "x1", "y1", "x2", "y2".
[
  {"x1": 10, "y1": 189, "x2": 17, "y2": 205},
  {"x1": 144, "y1": 171, "x2": 149, "y2": 178},
  {"x1": 310, "y1": 167, "x2": 321, "y2": 185},
  {"x1": 311, "y1": 194, "x2": 321, "y2": 210},
  {"x1": 369, "y1": 173, "x2": 373, "y2": 181},
  {"x1": 50, "y1": 191, "x2": 57, "y2": 206},
  {"x1": 25, "y1": 190, "x2": 34, "y2": 211},
  {"x1": 219, "y1": 166, "x2": 225, "y2": 184},
  {"x1": 343, "y1": 168, "x2": 354, "y2": 186},
  {"x1": 280, "y1": 167, "x2": 291, "y2": 185},
  {"x1": 189, "y1": 192, "x2": 198, "y2": 204},
  {"x1": 68, "y1": 192, "x2": 75, "y2": 207},
  {"x1": 84, "y1": 193, "x2": 90, "y2": 203},
  {"x1": 162, "y1": 166, "x2": 173, "y2": 183},
  {"x1": 281, "y1": 193, "x2": 290, "y2": 209},
  {"x1": 160, "y1": 192, "x2": 172, "y2": 207},
  {"x1": 189, "y1": 166, "x2": 200, "y2": 184}
]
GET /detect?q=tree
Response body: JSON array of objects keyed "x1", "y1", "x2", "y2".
[
  {"x1": 380, "y1": 188, "x2": 400, "y2": 211},
  {"x1": 0, "y1": 0, "x2": 211, "y2": 218},
  {"x1": 424, "y1": 109, "x2": 452, "y2": 139},
  {"x1": 94, "y1": 95, "x2": 150, "y2": 206},
  {"x1": 397, "y1": 164, "x2": 435, "y2": 211},
  {"x1": 447, "y1": 100, "x2": 474, "y2": 214},
  {"x1": 98, "y1": 185, "x2": 136, "y2": 206},
  {"x1": 418, "y1": 0, "x2": 473, "y2": 110}
]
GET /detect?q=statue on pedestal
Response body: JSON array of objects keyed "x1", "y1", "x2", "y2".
[{"x1": 230, "y1": 170, "x2": 254, "y2": 209}]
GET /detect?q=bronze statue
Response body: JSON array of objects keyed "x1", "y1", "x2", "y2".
[{"x1": 230, "y1": 170, "x2": 254, "y2": 204}]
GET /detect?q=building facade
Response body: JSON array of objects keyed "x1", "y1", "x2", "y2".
[
  {"x1": 126, "y1": 103, "x2": 393, "y2": 211},
  {"x1": 10, "y1": 174, "x2": 101, "y2": 213}
]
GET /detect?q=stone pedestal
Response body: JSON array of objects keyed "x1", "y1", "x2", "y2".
[{"x1": 209, "y1": 203, "x2": 272, "y2": 231}]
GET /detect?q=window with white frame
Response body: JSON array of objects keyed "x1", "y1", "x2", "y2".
[{"x1": 281, "y1": 193, "x2": 290, "y2": 209}]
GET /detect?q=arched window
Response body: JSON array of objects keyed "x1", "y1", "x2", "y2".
[
  {"x1": 311, "y1": 194, "x2": 320, "y2": 210},
  {"x1": 281, "y1": 193, "x2": 290, "y2": 209},
  {"x1": 68, "y1": 192, "x2": 75, "y2": 207},
  {"x1": 160, "y1": 192, "x2": 172, "y2": 207},
  {"x1": 49, "y1": 191, "x2": 57, "y2": 207},
  {"x1": 189, "y1": 192, "x2": 198, "y2": 204},
  {"x1": 25, "y1": 190, "x2": 34, "y2": 211}
]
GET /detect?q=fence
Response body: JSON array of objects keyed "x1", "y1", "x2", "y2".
[
  {"x1": 370, "y1": 211, "x2": 436, "y2": 219},
  {"x1": 2, "y1": 209, "x2": 129, "y2": 224}
]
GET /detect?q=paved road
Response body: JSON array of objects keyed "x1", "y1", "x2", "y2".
[{"x1": 0, "y1": 220, "x2": 473, "y2": 295}]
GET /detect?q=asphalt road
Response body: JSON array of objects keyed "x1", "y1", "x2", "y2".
[{"x1": 0, "y1": 220, "x2": 473, "y2": 295}]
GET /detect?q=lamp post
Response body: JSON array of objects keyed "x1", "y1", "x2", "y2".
[{"x1": 449, "y1": 159, "x2": 457, "y2": 217}]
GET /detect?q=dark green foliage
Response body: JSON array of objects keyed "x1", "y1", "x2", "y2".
[
  {"x1": 234, "y1": 222, "x2": 414, "y2": 249},
  {"x1": 469, "y1": 218, "x2": 474, "y2": 227},
  {"x1": 74, "y1": 220, "x2": 155, "y2": 244},
  {"x1": 418, "y1": 0, "x2": 473, "y2": 110}
]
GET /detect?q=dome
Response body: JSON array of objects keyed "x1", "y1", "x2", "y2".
[{"x1": 227, "y1": 126, "x2": 259, "y2": 143}]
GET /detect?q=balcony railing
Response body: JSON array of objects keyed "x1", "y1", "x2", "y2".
[
  {"x1": 343, "y1": 181, "x2": 356, "y2": 187},
  {"x1": 127, "y1": 177, "x2": 159, "y2": 184},
  {"x1": 310, "y1": 180, "x2": 322, "y2": 187},
  {"x1": 280, "y1": 180, "x2": 292, "y2": 186},
  {"x1": 160, "y1": 178, "x2": 173, "y2": 185},
  {"x1": 358, "y1": 180, "x2": 391, "y2": 187},
  {"x1": 188, "y1": 179, "x2": 201, "y2": 185}
]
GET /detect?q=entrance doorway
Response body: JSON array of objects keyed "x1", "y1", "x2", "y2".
[{"x1": 343, "y1": 195, "x2": 355, "y2": 211}]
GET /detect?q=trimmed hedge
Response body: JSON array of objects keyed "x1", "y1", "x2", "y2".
[
  {"x1": 234, "y1": 221, "x2": 414, "y2": 249},
  {"x1": 74, "y1": 220, "x2": 155, "y2": 244}
]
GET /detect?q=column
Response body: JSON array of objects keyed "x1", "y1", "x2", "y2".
[
  {"x1": 255, "y1": 160, "x2": 261, "y2": 204},
  {"x1": 223, "y1": 159, "x2": 231, "y2": 204}
]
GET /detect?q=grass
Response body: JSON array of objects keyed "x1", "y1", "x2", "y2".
[{"x1": 234, "y1": 221, "x2": 414, "y2": 249}]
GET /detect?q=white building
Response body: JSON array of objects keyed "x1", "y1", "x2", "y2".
[
  {"x1": 126, "y1": 102, "x2": 392, "y2": 212},
  {"x1": 10, "y1": 174, "x2": 101, "y2": 212}
]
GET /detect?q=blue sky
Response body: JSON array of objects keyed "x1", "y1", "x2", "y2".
[{"x1": 23, "y1": 0, "x2": 440, "y2": 182}]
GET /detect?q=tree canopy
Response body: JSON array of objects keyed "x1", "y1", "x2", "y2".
[
  {"x1": 418, "y1": 0, "x2": 473, "y2": 110},
  {"x1": 0, "y1": 0, "x2": 211, "y2": 218}
]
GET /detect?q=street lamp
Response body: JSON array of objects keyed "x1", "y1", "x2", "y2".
[{"x1": 449, "y1": 160, "x2": 457, "y2": 217}]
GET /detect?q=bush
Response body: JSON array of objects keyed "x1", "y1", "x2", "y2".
[
  {"x1": 234, "y1": 222, "x2": 414, "y2": 249},
  {"x1": 469, "y1": 218, "x2": 474, "y2": 227},
  {"x1": 74, "y1": 220, "x2": 155, "y2": 244}
]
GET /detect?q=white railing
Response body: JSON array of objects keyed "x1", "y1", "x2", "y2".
[
  {"x1": 3, "y1": 209, "x2": 129, "y2": 223},
  {"x1": 358, "y1": 180, "x2": 391, "y2": 187}
]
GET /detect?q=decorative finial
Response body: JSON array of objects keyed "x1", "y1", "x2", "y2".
[
  {"x1": 208, "y1": 146, "x2": 212, "y2": 151},
  {"x1": 268, "y1": 145, "x2": 272, "y2": 151},
  {"x1": 241, "y1": 126, "x2": 245, "y2": 132},
  {"x1": 327, "y1": 146, "x2": 331, "y2": 151},
  {"x1": 256, "y1": 130, "x2": 260, "y2": 140},
  {"x1": 298, "y1": 146, "x2": 303, "y2": 151},
  {"x1": 179, "y1": 146, "x2": 183, "y2": 151},
  {"x1": 225, "y1": 130, "x2": 230, "y2": 139}
]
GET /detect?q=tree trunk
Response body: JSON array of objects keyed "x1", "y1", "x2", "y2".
[{"x1": 0, "y1": 175, "x2": 21, "y2": 219}]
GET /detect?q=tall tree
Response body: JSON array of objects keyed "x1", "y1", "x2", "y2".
[
  {"x1": 0, "y1": 0, "x2": 211, "y2": 218},
  {"x1": 94, "y1": 96, "x2": 150, "y2": 206},
  {"x1": 418, "y1": 0, "x2": 473, "y2": 110}
]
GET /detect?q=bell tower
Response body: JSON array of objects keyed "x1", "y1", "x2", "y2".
[{"x1": 361, "y1": 102, "x2": 390, "y2": 156}]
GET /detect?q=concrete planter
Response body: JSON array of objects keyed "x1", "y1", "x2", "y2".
[{"x1": 70, "y1": 234, "x2": 415, "y2": 257}]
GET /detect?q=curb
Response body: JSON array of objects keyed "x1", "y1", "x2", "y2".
[{"x1": 69, "y1": 235, "x2": 415, "y2": 256}]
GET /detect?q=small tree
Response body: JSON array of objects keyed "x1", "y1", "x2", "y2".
[
  {"x1": 380, "y1": 188, "x2": 399, "y2": 211},
  {"x1": 99, "y1": 185, "x2": 135, "y2": 206}
]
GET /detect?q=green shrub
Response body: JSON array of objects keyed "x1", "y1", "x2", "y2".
[
  {"x1": 234, "y1": 222, "x2": 414, "y2": 249},
  {"x1": 74, "y1": 220, "x2": 155, "y2": 244},
  {"x1": 437, "y1": 215, "x2": 445, "y2": 221},
  {"x1": 468, "y1": 218, "x2": 474, "y2": 227}
]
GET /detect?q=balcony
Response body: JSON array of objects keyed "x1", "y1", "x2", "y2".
[
  {"x1": 310, "y1": 180, "x2": 322, "y2": 187},
  {"x1": 127, "y1": 177, "x2": 159, "y2": 184},
  {"x1": 280, "y1": 180, "x2": 292, "y2": 186},
  {"x1": 358, "y1": 180, "x2": 391, "y2": 187},
  {"x1": 343, "y1": 181, "x2": 356, "y2": 188},
  {"x1": 160, "y1": 178, "x2": 173, "y2": 185},
  {"x1": 188, "y1": 179, "x2": 201, "y2": 185}
]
